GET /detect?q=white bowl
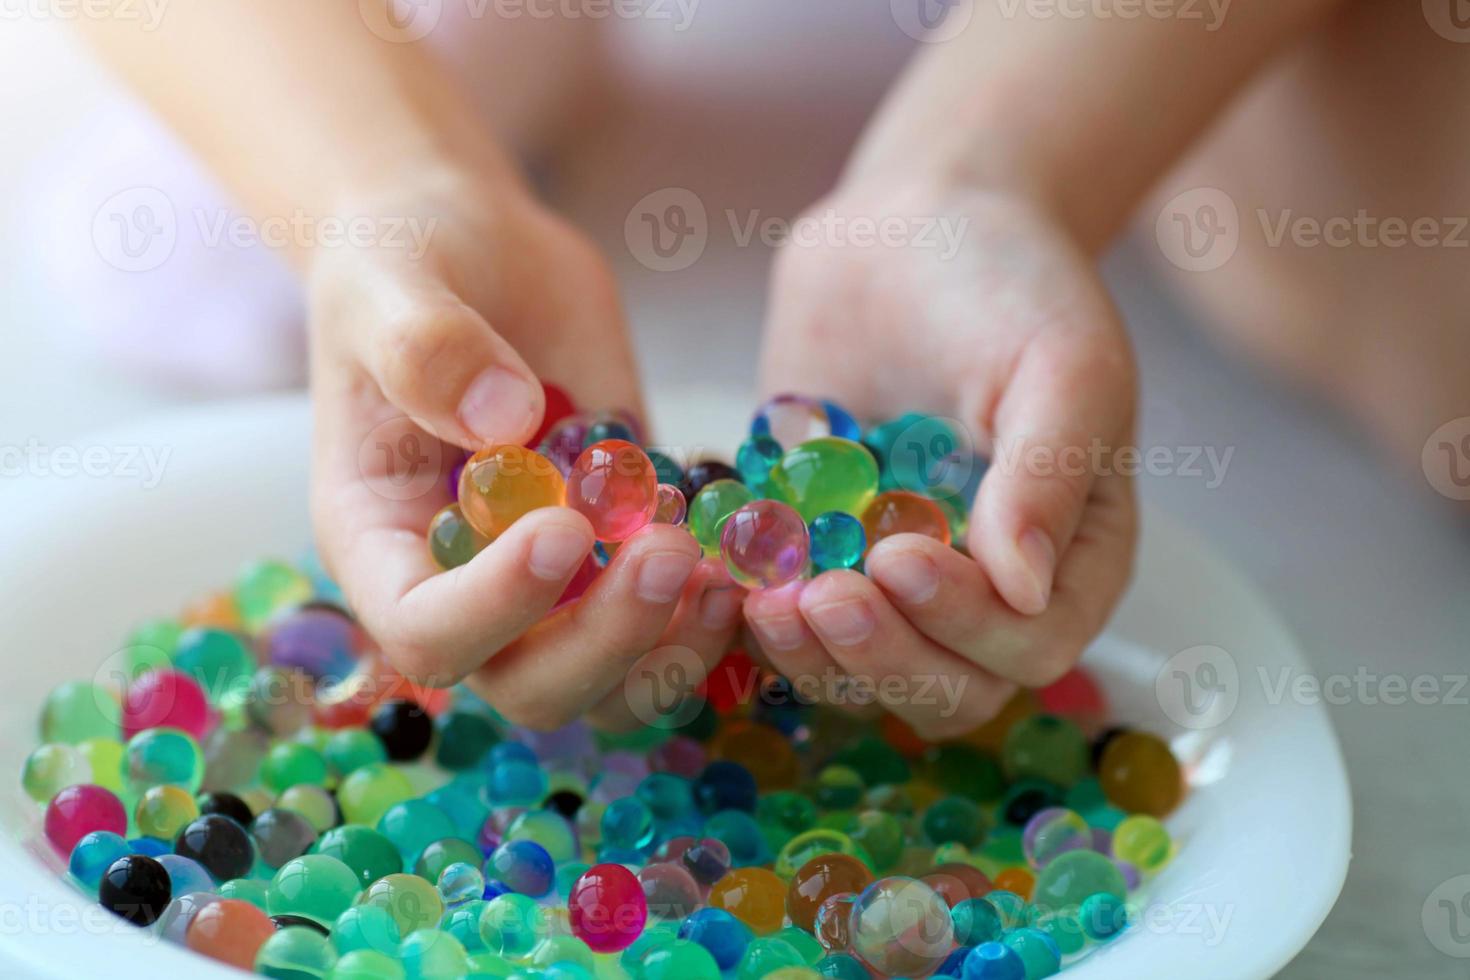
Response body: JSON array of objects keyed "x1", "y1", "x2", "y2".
[{"x1": 0, "y1": 395, "x2": 1350, "y2": 979}]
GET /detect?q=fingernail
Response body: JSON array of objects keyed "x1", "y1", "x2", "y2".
[
  {"x1": 459, "y1": 366, "x2": 538, "y2": 445},
  {"x1": 699, "y1": 586, "x2": 744, "y2": 630},
  {"x1": 874, "y1": 549, "x2": 939, "y2": 605},
  {"x1": 529, "y1": 525, "x2": 590, "y2": 581},
  {"x1": 1017, "y1": 527, "x2": 1056, "y2": 612},
  {"x1": 752, "y1": 614, "x2": 805, "y2": 652},
  {"x1": 806, "y1": 598, "x2": 876, "y2": 647},
  {"x1": 637, "y1": 550, "x2": 699, "y2": 603}
]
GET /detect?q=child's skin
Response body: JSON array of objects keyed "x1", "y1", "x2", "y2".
[{"x1": 77, "y1": 0, "x2": 1461, "y2": 737}]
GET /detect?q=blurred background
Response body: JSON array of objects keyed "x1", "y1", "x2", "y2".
[{"x1": 1, "y1": 9, "x2": 1468, "y2": 977}]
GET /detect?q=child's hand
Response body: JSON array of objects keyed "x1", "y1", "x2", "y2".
[
  {"x1": 750, "y1": 186, "x2": 1138, "y2": 739},
  {"x1": 308, "y1": 174, "x2": 743, "y2": 730}
]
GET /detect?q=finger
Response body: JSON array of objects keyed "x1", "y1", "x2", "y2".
[
  {"x1": 867, "y1": 471, "x2": 1137, "y2": 688},
  {"x1": 314, "y1": 257, "x2": 545, "y2": 450},
  {"x1": 464, "y1": 524, "x2": 703, "y2": 730},
  {"x1": 742, "y1": 582, "x2": 846, "y2": 701},
  {"x1": 584, "y1": 560, "x2": 747, "y2": 732},
  {"x1": 968, "y1": 330, "x2": 1135, "y2": 615},
  {"x1": 795, "y1": 571, "x2": 1013, "y2": 739}
]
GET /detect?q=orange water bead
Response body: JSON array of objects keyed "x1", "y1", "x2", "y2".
[
  {"x1": 786, "y1": 853, "x2": 874, "y2": 932},
  {"x1": 709, "y1": 720, "x2": 798, "y2": 791},
  {"x1": 181, "y1": 591, "x2": 243, "y2": 630},
  {"x1": 186, "y1": 898, "x2": 275, "y2": 970},
  {"x1": 860, "y1": 491, "x2": 951, "y2": 550},
  {"x1": 458, "y1": 445, "x2": 566, "y2": 540},
  {"x1": 992, "y1": 866, "x2": 1034, "y2": 900},
  {"x1": 967, "y1": 688, "x2": 1039, "y2": 754},
  {"x1": 708, "y1": 866, "x2": 787, "y2": 935},
  {"x1": 921, "y1": 862, "x2": 994, "y2": 907},
  {"x1": 566, "y1": 439, "x2": 659, "y2": 542}
]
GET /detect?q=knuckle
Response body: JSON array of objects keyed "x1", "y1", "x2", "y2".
[{"x1": 375, "y1": 309, "x2": 469, "y2": 404}]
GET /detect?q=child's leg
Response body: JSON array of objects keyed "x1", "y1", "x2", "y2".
[{"x1": 1146, "y1": 0, "x2": 1470, "y2": 465}]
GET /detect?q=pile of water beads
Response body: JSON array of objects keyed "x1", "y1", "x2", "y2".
[
  {"x1": 24, "y1": 547, "x2": 1187, "y2": 979},
  {"x1": 430, "y1": 388, "x2": 988, "y2": 590}
]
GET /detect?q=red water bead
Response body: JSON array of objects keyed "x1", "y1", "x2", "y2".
[
  {"x1": 45, "y1": 784, "x2": 126, "y2": 854},
  {"x1": 879, "y1": 714, "x2": 931, "y2": 760},
  {"x1": 569, "y1": 863, "x2": 648, "y2": 953},
  {"x1": 861, "y1": 490, "x2": 952, "y2": 549},
  {"x1": 555, "y1": 554, "x2": 602, "y2": 610},
  {"x1": 186, "y1": 898, "x2": 275, "y2": 970},
  {"x1": 567, "y1": 440, "x2": 659, "y2": 542},
  {"x1": 122, "y1": 669, "x2": 211, "y2": 740},
  {"x1": 529, "y1": 382, "x2": 577, "y2": 448},
  {"x1": 921, "y1": 863, "x2": 994, "y2": 907},
  {"x1": 1037, "y1": 667, "x2": 1108, "y2": 735},
  {"x1": 312, "y1": 652, "x2": 451, "y2": 729},
  {"x1": 702, "y1": 650, "x2": 759, "y2": 715},
  {"x1": 719, "y1": 500, "x2": 810, "y2": 590},
  {"x1": 786, "y1": 853, "x2": 874, "y2": 932}
]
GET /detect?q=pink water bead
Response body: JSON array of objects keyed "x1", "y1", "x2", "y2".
[
  {"x1": 568, "y1": 862, "x2": 647, "y2": 953},
  {"x1": 719, "y1": 500, "x2": 810, "y2": 590},
  {"x1": 45, "y1": 784, "x2": 126, "y2": 854},
  {"x1": 566, "y1": 440, "x2": 659, "y2": 542},
  {"x1": 123, "y1": 669, "x2": 212, "y2": 740},
  {"x1": 652, "y1": 483, "x2": 687, "y2": 525}
]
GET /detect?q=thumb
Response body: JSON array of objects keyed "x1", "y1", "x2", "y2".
[{"x1": 317, "y1": 263, "x2": 545, "y2": 450}]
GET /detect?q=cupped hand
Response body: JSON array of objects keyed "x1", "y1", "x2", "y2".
[
  {"x1": 750, "y1": 185, "x2": 1139, "y2": 739},
  {"x1": 308, "y1": 172, "x2": 744, "y2": 731}
]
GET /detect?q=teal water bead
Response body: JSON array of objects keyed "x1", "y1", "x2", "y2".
[
  {"x1": 1002, "y1": 715, "x2": 1089, "y2": 788},
  {"x1": 986, "y1": 889, "x2": 1029, "y2": 930},
  {"x1": 333, "y1": 903, "x2": 403, "y2": 956},
  {"x1": 736, "y1": 937, "x2": 806, "y2": 980},
  {"x1": 361, "y1": 873, "x2": 445, "y2": 936},
  {"x1": 736, "y1": 436, "x2": 783, "y2": 493},
  {"x1": 777, "y1": 925, "x2": 824, "y2": 964},
  {"x1": 1032, "y1": 850, "x2": 1127, "y2": 913},
  {"x1": 478, "y1": 892, "x2": 547, "y2": 958},
  {"x1": 706, "y1": 809, "x2": 770, "y2": 867},
  {"x1": 314, "y1": 824, "x2": 403, "y2": 888},
  {"x1": 173, "y1": 628, "x2": 256, "y2": 702},
  {"x1": 330, "y1": 949, "x2": 406, "y2": 980},
  {"x1": 620, "y1": 921, "x2": 678, "y2": 974},
  {"x1": 123, "y1": 727, "x2": 205, "y2": 794},
  {"x1": 434, "y1": 709, "x2": 501, "y2": 770},
  {"x1": 809, "y1": 512, "x2": 866, "y2": 572},
  {"x1": 400, "y1": 928, "x2": 470, "y2": 979},
  {"x1": 235, "y1": 559, "x2": 314, "y2": 632},
  {"x1": 68, "y1": 830, "x2": 131, "y2": 891},
  {"x1": 262, "y1": 741, "x2": 330, "y2": 792},
  {"x1": 557, "y1": 860, "x2": 591, "y2": 898},
  {"x1": 1032, "y1": 908, "x2": 1086, "y2": 955},
  {"x1": 815, "y1": 952, "x2": 870, "y2": 980},
  {"x1": 219, "y1": 877, "x2": 271, "y2": 911},
  {"x1": 922, "y1": 795, "x2": 988, "y2": 847},
  {"x1": 438, "y1": 862, "x2": 485, "y2": 907},
  {"x1": 952, "y1": 897, "x2": 1005, "y2": 946},
  {"x1": 326, "y1": 728, "x2": 388, "y2": 778},
  {"x1": 506, "y1": 809, "x2": 578, "y2": 863},
  {"x1": 1079, "y1": 892, "x2": 1130, "y2": 942},
  {"x1": 377, "y1": 799, "x2": 458, "y2": 866},
  {"x1": 23, "y1": 743, "x2": 91, "y2": 802},
  {"x1": 416, "y1": 837, "x2": 483, "y2": 883},
  {"x1": 441, "y1": 899, "x2": 489, "y2": 953},
  {"x1": 338, "y1": 762, "x2": 416, "y2": 825},
  {"x1": 688, "y1": 480, "x2": 757, "y2": 557},
  {"x1": 268, "y1": 854, "x2": 362, "y2": 926},
  {"x1": 646, "y1": 450, "x2": 684, "y2": 487},
  {"x1": 872, "y1": 414, "x2": 974, "y2": 499},
  {"x1": 40, "y1": 681, "x2": 120, "y2": 744},
  {"x1": 637, "y1": 772, "x2": 695, "y2": 822},
  {"x1": 1003, "y1": 927, "x2": 1061, "y2": 979},
  {"x1": 766, "y1": 437, "x2": 879, "y2": 523},
  {"x1": 601, "y1": 797, "x2": 655, "y2": 850},
  {"x1": 639, "y1": 938, "x2": 721, "y2": 980},
  {"x1": 256, "y1": 925, "x2": 339, "y2": 979},
  {"x1": 426, "y1": 781, "x2": 491, "y2": 840}
]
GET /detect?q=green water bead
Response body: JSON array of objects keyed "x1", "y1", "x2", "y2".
[
  {"x1": 442, "y1": 899, "x2": 489, "y2": 953},
  {"x1": 361, "y1": 873, "x2": 445, "y2": 936},
  {"x1": 478, "y1": 893, "x2": 547, "y2": 959},
  {"x1": 687, "y1": 480, "x2": 756, "y2": 557},
  {"x1": 123, "y1": 727, "x2": 205, "y2": 794},
  {"x1": 1003, "y1": 926, "x2": 1062, "y2": 979},
  {"x1": 263, "y1": 741, "x2": 330, "y2": 792},
  {"x1": 326, "y1": 729, "x2": 389, "y2": 778},
  {"x1": 333, "y1": 903, "x2": 403, "y2": 956},
  {"x1": 756, "y1": 791, "x2": 817, "y2": 852},
  {"x1": 775, "y1": 829, "x2": 871, "y2": 879},
  {"x1": 1032, "y1": 850, "x2": 1127, "y2": 913},
  {"x1": 846, "y1": 810, "x2": 905, "y2": 872},
  {"x1": 464, "y1": 951, "x2": 516, "y2": 978},
  {"x1": 314, "y1": 825, "x2": 404, "y2": 888},
  {"x1": 256, "y1": 925, "x2": 339, "y2": 979},
  {"x1": 22, "y1": 743, "x2": 90, "y2": 802},
  {"x1": 415, "y1": 837, "x2": 483, "y2": 883},
  {"x1": 638, "y1": 938, "x2": 721, "y2": 980},
  {"x1": 434, "y1": 709, "x2": 501, "y2": 770},
  {"x1": 736, "y1": 937, "x2": 806, "y2": 980},
  {"x1": 269, "y1": 854, "x2": 363, "y2": 926},
  {"x1": 400, "y1": 928, "x2": 470, "y2": 979},
  {"x1": 134, "y1": 784, "x2": 200, "y2": 839},
  {"x1": 278, "y1": 783, "x2": 339, "y2": 833},
  {"x1": 338, "y1": 762, "x2": 416, "y2": 825},
  {"x1": 219, "y1": 877, "x2": 271, "y2": 911},
  {"x1": 922, "y1": 795, "x2": 988, "y2": 848},
  {"x1": 1112, "y1": 815, "x2": 1172, "y2": 873},
  {"x1": 330, "y1": 949, "x2": 406, "y2": 980},
  {"x1": 121, "y1": 617, "x2": 180, "y2": 678},
  {"x1": 236, "y1": 559, "x2": 315, "y2": 632},
  {"x1": 506, "y1": 808, "x2": 578, "y2": 863},
  {"x1": 528, "y1": 935, "x2": 594, "y2": 971},
  {"x1": 811, "y1": 765, "x2": 865, "y2": 811},
  {"x1": 924, "y1": 744, "x2": 1006, "y2": 802},
  {"x1": 621, "y1": 921, "x2": 678, "y2": 975},
  {"x1": 1002, "y1": 714, "x2": 1089, "y2": 788},
  {"x1": 40, "y1": 681, "x2": 120, "y2": 744},
  {"x1": 831, "y1": 736, "x2": 910, "y2": 787},
  {"x1": 1064, "y1": 776, "x2": 1107, "y2": 814},
  {"x1": 78, "y1": 738, "x2": 126, "y2": 794},
  {"x1": 1033, "y1": 908, "x2": 1086, "y2": 955},
  {"x1": 766, "y1": 437, "x2": 879, "y2": 523},
  {"x1": 428, "y1": 504, "x2": 490, "y2": 571},
  {"x1": 173, "y1": 628, "x2": 256, "y2": 701},
  {"x1": 776, "y1": 926, "x2": 824, "y2": 964}
]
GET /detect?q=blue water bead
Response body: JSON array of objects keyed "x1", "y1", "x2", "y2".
[
  {"x1": 821, "y1": 400, "x2": 862, "y2": 441},
  {"x1": 377, "y1": 800, "x2": 458, "y2": 865},
  {"x1": 962, "y1": 942, "x2": 1026, "y2": 980},
  {"x1": 817, "y1": 952, "x2": 872, "y2": 980},
  {"x1": 678, "y1": 907, "x2": 753, "y2": 970},
  {"x1": 809, "y1": 512, "x2": 866, "y2": 572},
  {"x1": 637, "y1": 773, "x2": 695, "y2": 822},
  {"x1": 693, "y1": 761, "x2": 758, "y2": 814},
  {"x1": 736, "y1": 436, "x2": 783, "y2": 494},
  {"x1": 487, "y1": 742, "x2": 537, "y2": 768},
  {"x1": 484, "y1": 840, "x2": 554, "y2": 898},
  {"x1": 601, "y1": 797, "x2": 655, "y2": 851},
  {"x1": 936, "y1": 946, "x2": 974, "y2": 978},
  {"x1": 69, "y1": 831, "x2": 131, "y2": 891},
  {"x1": 481, "y1": 880, "x2": 510, "y2": 902},
  {"x1": 704, "y1": 810, "x2": 770, "y2": 867},
  {"x1": 128, "y1": 836, "x2": 171, "y2": 858},
  {"x1": 157, "y1": 853, "x2": 214, "y2": 897},
  {"x1": 487, "y1": 760, "x2": 548, "y2": 807}
]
